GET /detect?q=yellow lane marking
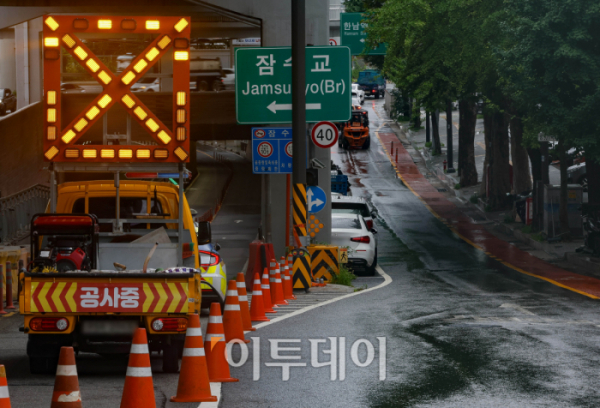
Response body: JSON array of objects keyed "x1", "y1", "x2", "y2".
[
  {"x1": 1, "y1": 312, "x2": 16, "y2": 318},
  {"x1": 476, "y1": 142, "x2": 486, "y2": 150},
  {"x1": 197, "y1": 149, "x2": 217, "y2": 160},
  {"x1": 374, "y1": 131, "x2": 599, "y2": 300}
]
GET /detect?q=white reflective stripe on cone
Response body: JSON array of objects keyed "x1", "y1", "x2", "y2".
[
  {"x1": 239, "y1": 295, "x2": 248, "y2": 301},
  {"x1": 253, "y1": 290, "x2": 263, "y2": 295},
  {"x1": 56, "y1": 365, "x2": 78, "y2": 376},
  {"x1": 130, "y1": 343, "x2": 149, "y2": 354},
  {"x1": 205, "y1": 334, "x2": 225, "y2": 342},
  {"x1": 284, "y1": 276, "x2": 290, "y2": 280},
  {"x1": 226, "y1": 290, "x2": 238, "y2": 297},
  {"x1": 0, "y1": 386, "x2": 9, "y2": 398},
  {"x1": 57, "y1": 391, "x2": 80, "y2": 402},
  {"x1": 186, "y1": 327, "x2": 202, "y2": 337},
  {"x1": 126, "y1": 366, "x2": 152, "y2": 377},
  {"x1": 270, "y1": 262, "x2": 276, "y2": 267},
  {"x1": 236, "y1": 282, "x2": 245, "y2": 287},
  {"x1": 269, "y1": 278, "x2": 276, "y2": 282},
  {"x1": 182, "y1": 347, "x2": 205, "y2": 357},
  {"x1": 224, "y1": 304, "x2": 240, "y2": 311},
  {"x1": 261, "y1": 284, "x2": 269, "y2": 289},
  {"x1": 275, "y1": 279, "x2": 282, "y2": 283},
  {"x1": 253, "y1": 280, "x2": 261, "y2": 284},
  {"x1": 209, "y1": 315, "x2": 223, "y2": 323}
]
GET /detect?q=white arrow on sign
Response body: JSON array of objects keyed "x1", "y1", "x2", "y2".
[
  {"x1": 360, "y1": 38, "x2": 365, "y2": 43},
  {"x1": 307, "y1": 188, "x2": 324, "y2": 212},
  {"x1": 267, "y1": 101, "x2": 322, "y2": 114}
]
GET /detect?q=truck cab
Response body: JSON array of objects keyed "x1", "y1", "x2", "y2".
[
  {"x1": 357, "y1": 70, "x2": 385, "y2": 99},
  {"x1": 339, "y1": 108, "x2": 370, "y2": 149}
]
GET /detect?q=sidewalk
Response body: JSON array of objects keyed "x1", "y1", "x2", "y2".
[{"x1": 377, "y1": 103, "x2": 600, "y2": 285}]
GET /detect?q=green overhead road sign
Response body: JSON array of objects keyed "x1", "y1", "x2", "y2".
[
  {"x1": 235, "y1": 46, "x2": 351, "y2": 124},
  {"x1": 341, "y1": 13, "x2": 387, "y2": 56}
]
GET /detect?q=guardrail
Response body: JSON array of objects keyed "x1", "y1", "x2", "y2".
[{"x1": 0, "y1": 184, "x2": 50, "y2": 245}]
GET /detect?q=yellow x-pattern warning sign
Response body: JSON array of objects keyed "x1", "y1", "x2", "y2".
[
  {"x1": 293, "y1": 183, "x2": 307, "y2": 237},
  {"x1": 42, "y1": 15, "x2": 191, "y2": 163},
  {"x1": 308, "y1": 245, "x2": 339, "y2": 281}
]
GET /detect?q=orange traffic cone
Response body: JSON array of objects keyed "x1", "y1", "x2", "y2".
[
  {"x1": 272, "y1": 263, "x2": 288, "y2": 306},
  {"x1": 281, "y1": 256, "x2": 296, "y2": 300},
  {"x1": 51, "y1": 347, "x2": 81, "y2": 408},
  {"x1": 0, "y1": 365, "x2": 11, "y2": 408},
  {"x1": 223, "y1": 280, "x2": 249, "y2": 344},
  {"x1": 205, "y1": 303, "x2": 239, "y2": 383},
  {"x1": 171, "y1": 314, "x2": 217, "y2": 403},
  {"x1": 249, "y1": 273, "x2": 269, "y2": 322},
  {"x1": 261, "y1": 268, "x2": 277, "y2": 313},
  {"x1": 121, "y1": 328, "x2": 155, "y2": 408},
  {"x1": 236, "y1": 273, "x2": 256, "y2": 331}
]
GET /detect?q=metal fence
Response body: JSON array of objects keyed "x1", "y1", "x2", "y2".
[{"x1": 0, "y1": 184, "x2": 50, "y2": 245}]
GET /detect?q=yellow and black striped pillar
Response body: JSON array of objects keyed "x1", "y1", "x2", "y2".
[{"x1": 293, "y1": 183, "x2": 307, "y2": 237}]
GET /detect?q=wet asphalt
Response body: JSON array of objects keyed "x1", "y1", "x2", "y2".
[{"x1": 220, "y1": 98, "x2": 600, "y2": 408}]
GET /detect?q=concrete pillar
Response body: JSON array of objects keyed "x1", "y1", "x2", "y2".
[
  {"x1": 0, "y1": 29, "x2": 16, "y2": 94},
  {"x1": 14, "y1": 22, "x2": 29, "y2": 109},
  {"x1": 27, "y1": 17, "x2": 43, "y2": 104}
]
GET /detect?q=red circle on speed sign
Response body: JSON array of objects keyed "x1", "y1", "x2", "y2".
[
  {"x1": 257, "y1": 141, "x2": 274, "y2": 158},
  {"x1": 285, "y1": 141, "x2": 293, "y2": 157},
  {"x1": 311, "y1": 121, "x2": 339, "y2": 149}
]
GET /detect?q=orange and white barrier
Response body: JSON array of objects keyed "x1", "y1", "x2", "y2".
[
  {"x1": 223, "y1": 280, "x2": 249, "y2": 344},
  {"x1": 170, "y1": 314, "x2": 217, "y2": 403},
  {"x1": 261, "y1": 268, "x2": 277, "y2": 313},
  {"x1": 51, "y1": 347, "x2": 81, "y2": 408},
  {"x1": 0, "y1": 365, "x2": 11, "y2": 408},
  {"x1": 249, "y1": 273, "x2": 269, "y2": 322},
  {"x1": 205, "y1": 303, "x2": 238, "y2": 383},
  {"x1": 236, "y1": 273, "x2": 256, "y2": 331},
  {"x1": 120, "y1": 328, "x2": 155, "y2": 408}
]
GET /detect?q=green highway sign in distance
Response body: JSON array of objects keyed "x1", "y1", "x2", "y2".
[
  {"x1": 341, "y1": 13, "x2": 387, "y2": 56},
  {"x1": 235, "y1": 46, "x2": 351, "y2": 124}
]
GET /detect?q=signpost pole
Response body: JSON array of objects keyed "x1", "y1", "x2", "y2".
[
  {"x1": 446, "y1": 100, "x2": 455, "y2": 173},
  {"x1": 292, "y1": 0, "x2": 308, "y2": 245}
]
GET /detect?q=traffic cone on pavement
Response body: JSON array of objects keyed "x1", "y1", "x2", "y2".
[
  {"x1": 249, "y1": 273, "x2": 269, "y2": 322},
  {"x1": 0, "y1": 365, "x2": 11, "y2": 408},
  {"x1": 205, "y1": 303, "x2": 239, "y2": 382},
  {"x1": 281, "y1": 256, "x2": 296, "y2": 300},
  {"x1": 261, "y1": 268, "x2": 277, "y2": 313},
  {"x1": 236, "y1": 273, "x2": 256, "y2": 331},
  {"x1": 51, "y1": 347, "x2": 81, "y2": 408},
  {"x1": 223, "y1": 280, "x2": 249, "y2": 344},
  {"x1": 121, "y1": 329, "x2": 155, "y2": 408},
  {"x1": 273, "y1": 263, "x2": 288, "y2": 306},
  {"x1": 170, "y1": 314, "x2": 217, "y2": 403}
]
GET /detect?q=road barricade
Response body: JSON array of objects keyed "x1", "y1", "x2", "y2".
[
  {"x1": 0, "y1": 246, "x2": 24, "y2": 304},
  {"x1": 245, "y1": 240, "x2": 275, "y2": 291},
  {"x1": 307, "y1": 245, "x2": 339, "y2": 281}
]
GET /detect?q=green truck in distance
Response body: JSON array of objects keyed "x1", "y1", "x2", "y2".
[{"x1": 357, "y1": 70, "x2": 385, "y2": 99}]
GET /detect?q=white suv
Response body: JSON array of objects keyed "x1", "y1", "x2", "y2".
[{"x1": 331, "y1": 195, "x2": 377, "y2": 231}]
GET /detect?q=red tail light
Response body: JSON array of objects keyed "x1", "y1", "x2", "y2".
[
  {"x1": 151, "y1": 318, "x2": 188, "y2": 332},
  {"x1": 199, "y1": 250, "x2": 220, "y2": 266},
  {"x1": 365, "y1": 219, "x2": 374, "y2": 230},
  {"x1": 372, "y1": 90, "x2": 376, "y2": 93},
  {"x1": 30, "y1": 317, "x2": 69, "y2": 332},
  {"x1": 351, "y1": 236, "x2": 371, "y2": 243}
]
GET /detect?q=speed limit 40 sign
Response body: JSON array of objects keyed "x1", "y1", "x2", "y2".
[{"x1": 311, "y1": 121, "x2": 339, "y2": 149}]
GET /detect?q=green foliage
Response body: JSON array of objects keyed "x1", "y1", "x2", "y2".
[
  {"x1": 470, "y1": 194, "x2": 478, "y2": 204},
  {"x1": 454, "y1": 183, "x2": 461, "y2": 190},
  {"x1": 331, "y1": 264, "x2": 356, "y2": 286},
  {"x1": 503, "y1": 214, "x2": 513, "y2": 223},
  {"x1": 425, "y1": 141, "x2": 432, "y2": 148},
  {"x1": 521, "y1": 226, "x2": 533, "y2": 233},
  {"x1": 531, "y1": 232, "x2": 545, "y2": 242}
]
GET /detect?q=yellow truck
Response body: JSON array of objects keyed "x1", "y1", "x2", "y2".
[{"x1": 19, "y1": 180, "x2": 224, "y2": 374}]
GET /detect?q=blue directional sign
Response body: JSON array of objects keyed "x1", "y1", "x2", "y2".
[
  {"x1": 307, "y1": 186, "x2": 327, "y2": 214},
  {"x1": 252, "y1": 127, "x2": 292, "y2": 174}
]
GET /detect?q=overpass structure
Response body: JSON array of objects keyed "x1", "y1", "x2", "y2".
[{"x1": 0, "y1": 0, "x2": 331, "y2": 255}]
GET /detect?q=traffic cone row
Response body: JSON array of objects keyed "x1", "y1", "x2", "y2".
[
  {"x1": 223, "y1": 280, "x2": 250, "y2": 344},
  {"x1": 249, "y1": 273, "x2": 269, "y2": 322},
  {"x1": 205, "y1": 303, "x2": 239, "y2": 383}
]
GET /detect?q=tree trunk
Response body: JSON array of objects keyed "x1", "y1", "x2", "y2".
[
  {"x1": 458, "y1": 99, "x2": 478, "y2": 187},
  {"x1": 431, "y1": 110, "x2": 441, "y2": 155},
  {"x1": 588, "y1": 158, "x2": 600, "y2": 206},
  {"x1": 558, "y1": 140, "x2": 571, "y2": 239},
  {"x1": 480, "y1": 111, "x2": 491, "y2": 197},
  {"x1": 486, "y1": 109, "x2": 511, "y2": 209},
  {"x1": 527, "y1": 148, "x2": 543, "y2": 230},
  {"x1": 412, "y1": 100, "x2": 421, "y2": 129},
  {"x1": 509, "y1": 115, "x2": 532, "y2": 194}
]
